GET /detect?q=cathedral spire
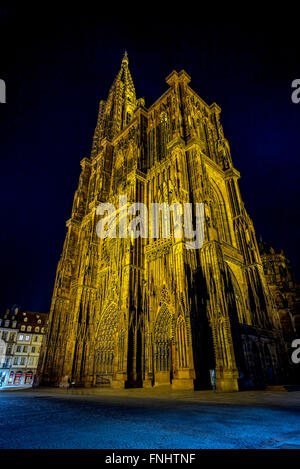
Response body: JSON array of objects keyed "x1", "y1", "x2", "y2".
[
  {"x1": 91, "y1": 52, "x2": 137, "y2": 149},
  {"x1": 122, "y1": 50, "x2": 129, "y2": 64},
  {"x1": 111, "y1": 51, "x2": 135, "y2": 97}
]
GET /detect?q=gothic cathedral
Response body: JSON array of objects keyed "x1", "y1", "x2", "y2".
[{"x1": 42, "y1": 53, "x2": 291, "y2": 392}]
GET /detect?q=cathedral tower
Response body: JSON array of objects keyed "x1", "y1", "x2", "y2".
[{"x1": 42, "y1": 55, "x2": 289, "y2": 391}]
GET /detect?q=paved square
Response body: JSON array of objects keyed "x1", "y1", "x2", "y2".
[{"x1": 0, "y1": 388, "x2": 300, "y2": 449}]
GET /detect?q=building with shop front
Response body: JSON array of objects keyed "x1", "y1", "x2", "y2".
[{"x1": 0, "y1": 307, "x2": 48, "y2": 388}]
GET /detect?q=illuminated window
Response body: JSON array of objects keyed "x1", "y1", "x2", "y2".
[
  {"x1": 21, "y1": 326, "x2": 25, "y2": 332},
  {"x1": 27, "y1": 326, "x2": 32, "y2": 332},
  {"x1": 35, "y1": 327, "x2": 40, "y2": 333},
  {"x1": 18, "y1": 335, "x2": 24, "y2": 341},
  {"x1": 4, "y1": 320, "x2": 9, "y2": 327},
  {"x1": 12, "y1": 321, "x2": 17, "y2": 328},
  {"x1": 25, "y1": 336, "x2": 30, "y2": 341}
]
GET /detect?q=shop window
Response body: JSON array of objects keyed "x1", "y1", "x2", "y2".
[
  {"x1": 14, "y1": 372, "x2": 23, "y2": 385},
  {"x1": 25, "y1": 372, "x2": 33, "y2": 384}
]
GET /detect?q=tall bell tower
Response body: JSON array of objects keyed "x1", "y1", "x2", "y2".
[{"x1": 42, "y1": 54, "x2": 288, "y2": 391}]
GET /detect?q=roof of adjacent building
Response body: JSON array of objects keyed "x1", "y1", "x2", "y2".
[{"x1": 0, "y1": 307, "x2": 48, "y2": 330}]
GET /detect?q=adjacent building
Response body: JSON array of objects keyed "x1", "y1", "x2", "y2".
[
  {"x1": 0, "y1": 307, "x2": 48, "y2": 387},
  {"x1": 259, "y1": 241, "x2": 300, "y2": 341}
]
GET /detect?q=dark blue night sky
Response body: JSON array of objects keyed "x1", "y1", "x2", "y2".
[{"x1": 1, "y1": 9, "x2": 299, "y2": 313}]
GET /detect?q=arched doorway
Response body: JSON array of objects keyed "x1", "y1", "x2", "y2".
[
  {"x1": 175, "y1": 316, "x2": 188, "y2": 370},
  {"x1": 94, "y1": 305, "x2": 120, "y2": 386}
]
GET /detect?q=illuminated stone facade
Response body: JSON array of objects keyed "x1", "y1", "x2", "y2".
[
  {"x1": 42, "y1": 54, "x2": 290, "y2": 391},
  {"x1": 259, "y1": 241, "x2": 300, "y2": 340}
]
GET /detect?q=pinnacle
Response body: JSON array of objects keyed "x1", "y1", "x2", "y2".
[{"x1": 122, "y1": 50, "x2": 129, "y2": 64}]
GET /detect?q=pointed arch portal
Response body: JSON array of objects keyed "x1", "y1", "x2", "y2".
[
  {"x1": 94, "y1": 305, "x2": 121, "y2": 385},
  {"x1": 153, "y1": 304, "x2": 173, "y2": 384}
]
